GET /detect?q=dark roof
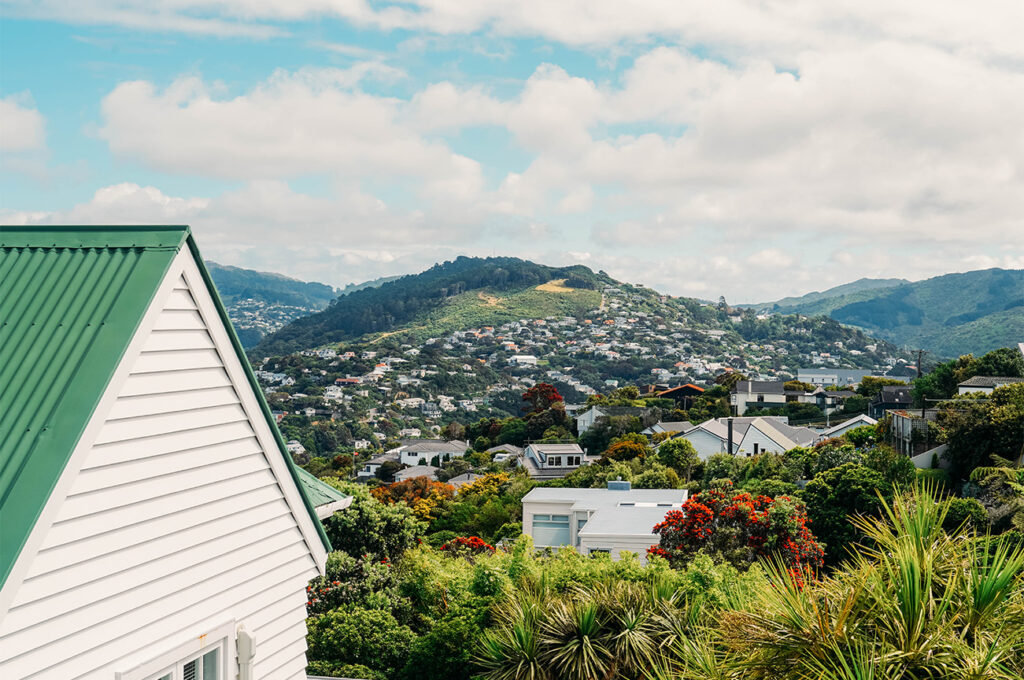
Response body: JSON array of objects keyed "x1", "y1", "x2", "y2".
[
  {"x1": 958, "y1": 376, "x2": 1024, "y2": 388},
  {"x1": 735, "y1": 380, "x2": 786, "y2": 394},
  {"x1": 657, "y1": 384, "x2": 705, "y2": 397},
  {"x1": 875, "y1": 385, "x2": 912, "y2": 402}
]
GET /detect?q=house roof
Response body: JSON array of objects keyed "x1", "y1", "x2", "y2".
[
  {"x1": 876, "y1": 385, "x2": 913, "y2": 402},
  {"x1": 820, "y1": 414, "x2": 878, "y2": 438},
  {"x1": 0, "y1": 226, "x2": 331, "y2": 589},
  {"x1": 393, "y1": 465, "x2": 440, "y2": 481},
  {"x1": 578, "y1": 505, "x2": 679, "y2": 538},
  {"x1": 527, "y1": 443, "x2": 585, "y2": 454},
  {"x1": 294, "y1": 468, "x2": 352, "y2": 519},
  {"x1": 735, "y1": 380, "x2": 786, "y2": 394},
  {"x1": 958, "y1": 375, "x2": 1024, "y2": 388}
]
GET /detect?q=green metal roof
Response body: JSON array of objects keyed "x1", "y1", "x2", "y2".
[
  {"x1": 0, "y1": 226, "x2": 331, "y2": 591},
  {"x1": 294, "y1": 467, "x2": 350, "y2": 510}
]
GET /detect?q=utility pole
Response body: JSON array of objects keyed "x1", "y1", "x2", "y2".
[{"x1": 914, "y1": 349, "x2": 928, "y2": 378}]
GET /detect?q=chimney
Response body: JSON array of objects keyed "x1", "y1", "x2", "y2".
[
  {"x1": 607, "y1": 477, "x2": 631, "y2": 491},
  {"x1": 727, "y1": 417, "x2": 734, "y2": 454}
]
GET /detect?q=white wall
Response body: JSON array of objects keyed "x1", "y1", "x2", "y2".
[
  {"x1": 679, "y1": 429, "x2": 729, "y2": 460},
  {"x1": 737, "y1": 424, "x2": 787, "y2": 455},
  {"x1": 0, "y1": 257, "x2": 320, "y2": 680},
  {"x1": 578, "y1": 535, "x2": 659, "y2": 562}
]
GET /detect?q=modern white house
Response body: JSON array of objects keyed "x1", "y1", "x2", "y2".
[
  {"x1": 522, "y1": 481, "x2": 687, "y2": 560},
  {"x1": 390, "y1": 439, "x2": 468, "y2": 466},
  {"x1": 0, "y1": 226, "x2": 338, "y2": 680},
  {"x1": 730, "y1": 380, "x2": 787, "y2": 416}
]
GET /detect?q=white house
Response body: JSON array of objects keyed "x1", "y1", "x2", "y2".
[
  {"x1": 390, "y1": 439, "x2": 468, "y2": 466},
  {"x1": 508, "y1": 354, "x2": 539, "y2": 366},
  {"x1": 957, "y1": 376, "x2": 1024, "y2": 395},
  {"x1": 0, "y1": 226, "x2": 336, "y2": 680},
  {"x1": 520, "y1": 443, "x2": 595, "y2": 480},
  {"x1": 672, "y1": 416, "x2": 816, "y2": 459},
  {"x1": 522, "y1": 481, "x2": 687, "y2": 561},
  {"x1": 730, "y1": 380, "x2": 787, "y2": 416}
]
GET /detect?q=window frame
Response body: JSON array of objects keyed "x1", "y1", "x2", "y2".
[{"x1": 116, "y1": 620, "x2": 236, "y2": 680}]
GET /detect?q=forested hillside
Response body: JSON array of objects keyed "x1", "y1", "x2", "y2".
[
  {"x1": 207, "y1": 261, "x2": 338, "y2": 307},
  {"x1": 254, "y1": 256, "x2": 610, "y2": 354},
  {"x1": 753, "y1": 268, "x2": 1024, "y2": 357}
]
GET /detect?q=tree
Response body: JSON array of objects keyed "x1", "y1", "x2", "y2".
[
  {"x1": 703, "y1": 452, "x2": 741, "y2": 485},
  {"x1": 604, "y1": 432, "x2": 649, "y2": 461},
  {"x1": 307, "y1": 605, "x2": 417, "y2": 678},
  {"x1": 656, "y1": 438, "x2": 701, "y2": 482},
  {"x1": 522, "y1": 382, "x2": 563, "y2": 413},
  {"x1": 443, "y1": 421, "x2": 467, "y2": 441},
  {"x1": 857, "y1": 376, "x2": 907, "y2": 398},
  {"x1": 803, "y1": 463, "x2": 886, "y2": 564},
  {"x1": 377, "y1": 459, "x2": 402, "y2": 482},
  {"x1": 784, "y1": 380, "x2": 816, "y2": 393},
  {"x1": 938, "y1": 383, "x2": 1024, "y2": 481},
  {"x1": 649, "y1": 485, "x2": 824, "y2": 573},
  {"x1": 715, "y1": 372, "x2": 747, "y2": 390},
  {"x1": 322, "y1": 482, "x2": 425, "y2": 562}
]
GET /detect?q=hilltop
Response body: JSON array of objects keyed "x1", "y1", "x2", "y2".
[
  {"x1": 748, "y1": 268, "x2": 1024, "y2": 357},
  {"x1": 253, "y1": 256, "x2": 610, "y2": 355},
  {"x1": 206, "y1": 261, "x2": 339, "y2": 347}
]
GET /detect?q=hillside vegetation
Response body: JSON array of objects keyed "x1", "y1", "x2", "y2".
[
  {"x1": 756, "y1": 268, "x2": 1024, "y2": 357},
  {"x1": 254, "y1": 256, "x2": 610, "y2": 354}
]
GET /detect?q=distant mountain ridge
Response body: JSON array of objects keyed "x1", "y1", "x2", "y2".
[
  {"x1": 206, "y1": 261, "x2": 339, "y2": 308},
  {"x1": 743, "y1": 277, "x2": 909, "y2": 310},
  {"x1": 752, "y1": 268, "x2": 1023, "y2": 357}
]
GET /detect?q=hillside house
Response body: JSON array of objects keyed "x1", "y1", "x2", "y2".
[
  {"x1": 575, "y1": 405, "x2": 656, "y2": 434},
  {"x1": 522, "y1": 481, "x2": 687, "y2": 560},
  {"x1": 672, "y1": 416, "x2": 815, "y2": 459},
  {"x1": 730, "y1": 380, "x2": 787, "y2": 415},
  {"x1": 817, "y1": 414, "x2": 878, "y2": 440},
  {"x1": 520, "y1": 443, "x2": 595, "y2": 480},
  {"x1": 868, "y1": 385, "x2": 913, "y2": 419},
  {"x1": 0, "y1": 226, "x2": 338, "y2": 680}
]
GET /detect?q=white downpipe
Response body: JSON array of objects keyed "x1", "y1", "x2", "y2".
[{"x1": 237, "y1": 625, "x2": 255, "y2": 680}]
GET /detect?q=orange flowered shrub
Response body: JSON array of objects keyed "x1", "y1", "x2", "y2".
[
  {"x1": 648, "y1": 481, "x2": 823, "y2": 574},
  {"x1": 371, "y1": 477, "x2": 455, "y2": 520}
]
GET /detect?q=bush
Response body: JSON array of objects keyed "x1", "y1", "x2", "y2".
[
  {"x1": 943, "y1": 497, "x2": 988, "y2": 532},
  {"x1": 306, "y1": 605, "x2": 417, "y2": 677}
]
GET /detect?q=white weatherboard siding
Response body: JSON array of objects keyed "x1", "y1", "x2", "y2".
[
  {"x1": 681, "y1": 428, "x2": 728, "y2": 460},
  {"x1": 737, "y1": 424, "x2": 786, "y2": 455},
  {"x1": 0, "y1": 253, "x2": 322, "y2": 680}
]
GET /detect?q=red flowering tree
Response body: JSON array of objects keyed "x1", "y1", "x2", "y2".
[
  {"x1": 522, "y1": 382, "x2": 563, "y2": 413},
  {"x1": 440, "y1": 535, "x2": 496, "y2": 558},
  {"x1": 648, "y1": 482, "x2": 823, "y2": 574}
]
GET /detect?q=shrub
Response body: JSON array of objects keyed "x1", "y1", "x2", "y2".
[{"x1": 306, "y1": 605, "x2": 417, "y2": 677}]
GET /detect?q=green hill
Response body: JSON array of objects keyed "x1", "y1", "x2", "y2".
[
  {"x1": 206, "y1": 261, "x2": 338, "y2": 308},
  {"x1": 253, "y1": 256, "x2": 611, "y2": 355},
  {"x1": 758, "y1": 268, "x2": 1023, "y2": 357}
]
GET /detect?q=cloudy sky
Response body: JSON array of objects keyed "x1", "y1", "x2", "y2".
[{"x1": 2, "y1": 2, "x2": 1023, "y2": 302}]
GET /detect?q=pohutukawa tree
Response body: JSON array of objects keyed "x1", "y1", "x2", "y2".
[{"x1": 648, "y1": 483, "x2": 824, "y2": 576}]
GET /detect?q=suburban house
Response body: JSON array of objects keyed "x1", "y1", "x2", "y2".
[
  {"x1": 393, "y1": 465, "x2": 440, "y2": 482},
  {"x1": 957, "y1": 376, "x2": 1024, "y2": 395},
  {"x1": 508, "y1": 354, "x2": 539, "y2": 366},
  {"x1": 0, "y1": 227, "x2": 338, "y2": 680},
  {"x1": 672, "y1": 416, "x2": 816, "y2": 459},
  {"x1": 655, "y1": 383, "x2": 705, "y2": 409},
  {"x1": 868, "y1": 385, "x2": 913, "y2": 419},
  {"x1": 730, "y1": 381, "x2": 787, "y2": 415},
  {"x1": 354, "y1": 450, "x2": 397, "y2": 477},
  {"x1": 575, "y1": 405, "x2": 656, "y2": 434},
  {"x1": 389, "y1": 439, "x2": 468, "y2": 466},
  {"x1": 797, "y1": 368, "x2": 886, "y2": 387},
  {"x1": 447, "y1": 472, "x2": 484, "y2": 488},
  {"x1": 486, "y1": 443, "x2": 524, "y2": 462},
  {"x1": 522, "y1": 481, "x2": 688, "y2": 560},
  {"x1": 642, "y1": 421, "x2": 693, "y2": 436},
  {"x1": 520, "y1": 442, "x2": 594, "y2": 480},
  {"x1": 816, "y1": 414, "x2": 878, "y2": 440}
]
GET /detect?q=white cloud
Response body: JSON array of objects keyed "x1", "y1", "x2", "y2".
[
  {"x1": 0, "y1": 94, "x2": 46, "y2": 152},
  {"x1": 98, "y1": 66, "x2": 483, "y2": 203}
]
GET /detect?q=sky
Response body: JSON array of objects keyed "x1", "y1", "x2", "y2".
[{"x1": 2, "y1": 2, "x2": 1023, "y2": 302}]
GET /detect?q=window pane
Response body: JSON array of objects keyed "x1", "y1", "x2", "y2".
[{"x1": 203, "y1": 649, "x2": 220, "y2": 680}]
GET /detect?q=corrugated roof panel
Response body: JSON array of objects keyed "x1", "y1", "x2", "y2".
[
  {"x1": 0, "y1": 227, "x2": 187, "y2": 589},
  {"x1": 294, "y1": 467, "x2": 350, "y2": 509}
]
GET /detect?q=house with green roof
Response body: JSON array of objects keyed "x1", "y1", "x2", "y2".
[{"x1": 0, "y1": 226, "x2": 345, "y2": 680}]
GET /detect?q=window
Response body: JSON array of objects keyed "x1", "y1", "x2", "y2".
[
  {"x1": 753, "y1": 443, "x2": 760, "y2": 455},
  {"x1": 117, "y1": 622, "x2": 234, "y2": 680},
  {"x1": 549, "y1": 456, "x2": 561, "y2": 466},
  {"x1": 532, "y1": 513, "x2": 571, "y2": 546}
]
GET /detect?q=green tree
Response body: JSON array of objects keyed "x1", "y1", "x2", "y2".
[
  {"x1": 938, "y1": 383, "x2": 1024, "y2": 481},
  {"x1": 307, "y1": 605, "x2": 417, "y2": 678},
  {"x1": 322, "y1": 482, "x2": 425, "y2": 562},
  {"x1": 803, "y1": 463, "x2": 886, "y2": 564},
  {"x1": 857, "y1": 376, "x2": 907, "y2": 398},
  {"x1": 656, "y1": 438, "x2": 701, "y2": 482}
]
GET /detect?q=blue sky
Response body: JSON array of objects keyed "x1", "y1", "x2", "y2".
[{"x1": 2, "y1": 2, "x2": 1023, "y2": 301}]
